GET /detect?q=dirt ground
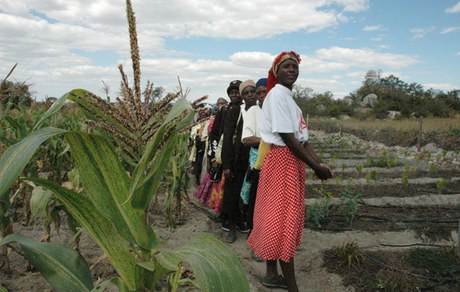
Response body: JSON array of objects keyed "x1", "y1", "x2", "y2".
[{"x1": 2, "y1": 189, "x2": 458, "y2": 292}]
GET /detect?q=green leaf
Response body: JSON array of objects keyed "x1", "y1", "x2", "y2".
[
  {"x1": 30, "y1": 186, "x2": 53, "y2": 221},
  {"x1": 155, "y1": 233, "x2": 249, "y2": 292},
  {"x1": 0, "y1": 233, "x2": 93, "y2": 292},
  {"x1": 67, "y1": 89, "x2": 136, "y2": 139},
  {"x1": 25, "y1": 178, "x2": 139, "y2": 291},
  {"x1": 128, "y1": 99, "x2": 193, "y2": 210},
  {"x1": 174, "y1": 108, "x2": 195, "y2": 131},
  {"x1": 130, "y1": 133, "x2": 177, "y2": 209},
  {"x1": 128, "y1": 125, "x2": 167, "y2": 206},
  {"x1": 0, "y1": 127, "x2": 67, "y2": 201},
  {"x1": 64, "y1": 132, "x2": 156, "y2": 250},
  {"x1": 162, "y1": 98, "x2": 192, "y2": 126},
  {"x1": 4, "y1": 116, "x2": 22, "y2": 132},
  {"x1": 33, "y1": 90, "x2": 83, "y2": 131},
  {"x1": 91, "y1": 277, "x2": 129, "y2": 292}
]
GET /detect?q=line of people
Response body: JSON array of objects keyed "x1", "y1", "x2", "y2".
[
  {"x1": 190, "y1": 51, "x2": 333, "y2": 291},
  {"x1": 190, "y1": 78, "x2": 266, "y2": 244}
]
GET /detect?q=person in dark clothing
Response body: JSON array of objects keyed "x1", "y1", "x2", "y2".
[
  {"x1": 206, "y1": 81, "x2": 242, "y2": 226},
  {"x1": 221, "y1": 80, "x2": 257, "y2": 243},
  {"x1": 207, "y1": 82, "x2": 241, "y2": 183}
]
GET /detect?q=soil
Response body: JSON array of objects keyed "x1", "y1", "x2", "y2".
[{"x1": 1, "y1": 131, "x2": 460, "y2": 291}]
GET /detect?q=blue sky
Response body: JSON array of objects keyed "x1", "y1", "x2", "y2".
[{"x1": 1, "y1": 0, "x2": 459, "y2": 103}]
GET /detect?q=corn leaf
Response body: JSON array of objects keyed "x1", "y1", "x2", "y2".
[
  {"x1": 30, "y1": 186, "x2": 53, "y2": 221},
  {"x1": 67, "y1": 89, "x2": 136, "y2": 139},
  {"x1": 131, "y1": 133, "x2": 177, "y2": 209},
  {"x1": 91, "y1": 277, "x2": 129, "y2": 292},
  {"x1": 154, "y1": 233, "x2": 249, "y2": 292},
  {"x1": 64, "y1": 132, "x2": 156, "y2": 250},
  {"x1": 0, "y1": 127, "x2": 67, "y2": 201},
  {"x1": 24, "y1": 178, "x2": 139, "y2": 291},
  {"x1": 0, "y1": 233, "x2": 93, "y2": 292},
  {"x1": 128, "y1": 98, "x2": 193, "y2": 210},
  {"x1": 33, "y1": 89, "x2": 85, "y2": 131},
  {"x1": 161, "y1": 98, "x2": 192, "y2": 126}
]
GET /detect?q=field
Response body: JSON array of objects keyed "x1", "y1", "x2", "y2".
[
  {"x1": 341, "y1": 116, "x2": 460, "y2": 132},
  {"x1": 2, "y1": 127, "x2": 459, "y2": 291}
]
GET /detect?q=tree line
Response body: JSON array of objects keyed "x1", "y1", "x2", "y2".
[{"x1": 294, "y1": 72, "x2": 460, "y2": 119}]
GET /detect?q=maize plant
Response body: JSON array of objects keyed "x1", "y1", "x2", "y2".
[
  {"x1": 0, "y1": 0, "x2": 249, "y2": 291},
  {"x1": 165, "y1": 133, "x2": 191, "y2": 229},
  {"x1": 0, "y1": 91, "x2": 248, "y2": 291}
]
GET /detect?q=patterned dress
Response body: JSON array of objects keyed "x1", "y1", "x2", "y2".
[{"x1": 247, "y1": 146, "x2": 305, "y2": 262}]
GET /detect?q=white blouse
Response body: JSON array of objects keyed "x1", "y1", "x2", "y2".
[{"x1": 260, "y1": 84, "x2": 308, "y2": 146}]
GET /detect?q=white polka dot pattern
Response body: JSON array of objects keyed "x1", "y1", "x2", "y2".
[{"x1": 247, "y1": 146, "x2": 306, "y2": 262}]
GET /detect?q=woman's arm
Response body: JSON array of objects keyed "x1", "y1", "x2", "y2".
[
  {"x1": 242, "y1": 136, "x2": 261, "y2": 146},
  {"x1": 279, "y1": 133, "x2": 332, "y2": 180}
]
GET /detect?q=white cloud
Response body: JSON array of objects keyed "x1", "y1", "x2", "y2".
[
  {"x1": 363, "y1": 25, "x2": 383, "y2": 31},
  {"x1": 441, "y1": 26, "x2": 460, "y2": 34},
  {"x1": 2, "y1": 0, "x2": 439, "y2": 103},
  {"x1": 410, "y1": 26, "x2": 436, "y2": 39},
  {"x1": 446, "y1": 1, "x2": 460, "y2": 13},
  {"x1": 3, "y1": 1, "x2": 372, "y2": 40},
  {"x1": 314, "y1": 47, "x2": 418, "y2": 68},
  {"x1": 333, "y1": 0, "x2": 370, "y2": 12},
  {"x1": 371, "y1": 34, "x2": 385, "y2": 41}
]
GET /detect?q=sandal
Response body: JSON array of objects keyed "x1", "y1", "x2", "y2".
[{"x1": 262, "y1": 275, "x2": 288, "y2": 289}]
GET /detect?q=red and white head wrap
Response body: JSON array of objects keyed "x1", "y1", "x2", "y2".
[{"x1": 266, "y1": 51, "x2": 301, "y2": 94}]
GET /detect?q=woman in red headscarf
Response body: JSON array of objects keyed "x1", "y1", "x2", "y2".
[{"x1": 247, "y1": 51, "x2": 333, "y2": 291}]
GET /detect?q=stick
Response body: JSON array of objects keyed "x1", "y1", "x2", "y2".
[{"x1": 2, "y1": 63, "x2": 17, "y2": 84}]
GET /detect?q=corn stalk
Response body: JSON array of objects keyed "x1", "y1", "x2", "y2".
[
  {"x1": 0, "y1": 0, "x2": 249, "y2": 290},
  {"x1": 0, "y1": 93, "x2": 248, "y2": 291}
]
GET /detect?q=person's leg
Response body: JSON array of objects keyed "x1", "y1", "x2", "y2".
[
  {"x1": 262, "y1": 260, "x2": 287, "y2": 289},
  {"x1": 279, "y1": 258, "x2": 299, "y2": 292},
  {"x1": 226, "y1": 214, "x2": 237, "y2": 243},
  {"x1": 247, "y1": 169, "x2": 259, "y2": 231},
  {"x1": 266, "y1": 260, "x2": 278, "y2": 279}
]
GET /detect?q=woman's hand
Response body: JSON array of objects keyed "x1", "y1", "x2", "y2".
[
  {"x1": 320, "y1": 163, "x2": 333, "y2": 176},
  {"x1": 314, "y1": 163, "x2": 333, "y2": 181}
]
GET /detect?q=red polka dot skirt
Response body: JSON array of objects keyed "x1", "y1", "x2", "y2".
[{"x1": 247, "y1": 145, "x2": 306, "y2": 262}]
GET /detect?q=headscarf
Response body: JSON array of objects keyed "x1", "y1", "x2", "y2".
[
  {"x1": 266, "y1": 51, "x2": 301, "y2": 93},
  {"x1": 255, "y1": 78, "x2": 268, "y2": 88},
  {"x1": 239, "y1": 79, "x2": 256, "y2": 95}
]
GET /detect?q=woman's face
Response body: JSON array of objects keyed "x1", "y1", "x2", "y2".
[
  {"x1": 277, "y1": 59, "x2": 299, "y2": 89},
  {"x1": 228, "y1": 88, "x2": 242, "y2": 104},
  {"x1": 241, "y1": 86, "x2": 257, "y2": 107},
  {"x1": 256, "y1": 85, "x2": 267, "y2": 105},
  {"x1": 216, "y1": 98, "x2": 228, "y2": 108}
]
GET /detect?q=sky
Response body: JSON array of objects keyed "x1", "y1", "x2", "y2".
[{"x1": 1, "y1": 0, "x2": 459, "y2": 103}]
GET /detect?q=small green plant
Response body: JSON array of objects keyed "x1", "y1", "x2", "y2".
[
  {"x1": 330, "y1": 240, "x2": 363, "y2": 268},
  {"x1": 307, "y1": 187, "x2": 333, "y2": 228},
  {"x1": 339, "y1": 189, "x2": 362, "y2": 224},
  {"x1": 356, "y1": 163, "x2": 363, "y2": 174},
  {"x1": 409, "y1": 247, "x2": 460, "y2": 276},
  {"x1": 428, "y1": 162, "x2": 438, "y2": 172},
  {"x1": 365, "y1": 170, "x2": 378, "y2": 183},
  {"x1": 334, "y1": 175, "x2": 342, "y2": 185},
  {"x1": 366, "y1": 153, "x2": 402, "y2": 168},
  {"x1": 401, "y1": 171, "x2": 409, "y2": 187},
  {"x1": 436, "y1": 178, "x2": 448, "y2": 193}
]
